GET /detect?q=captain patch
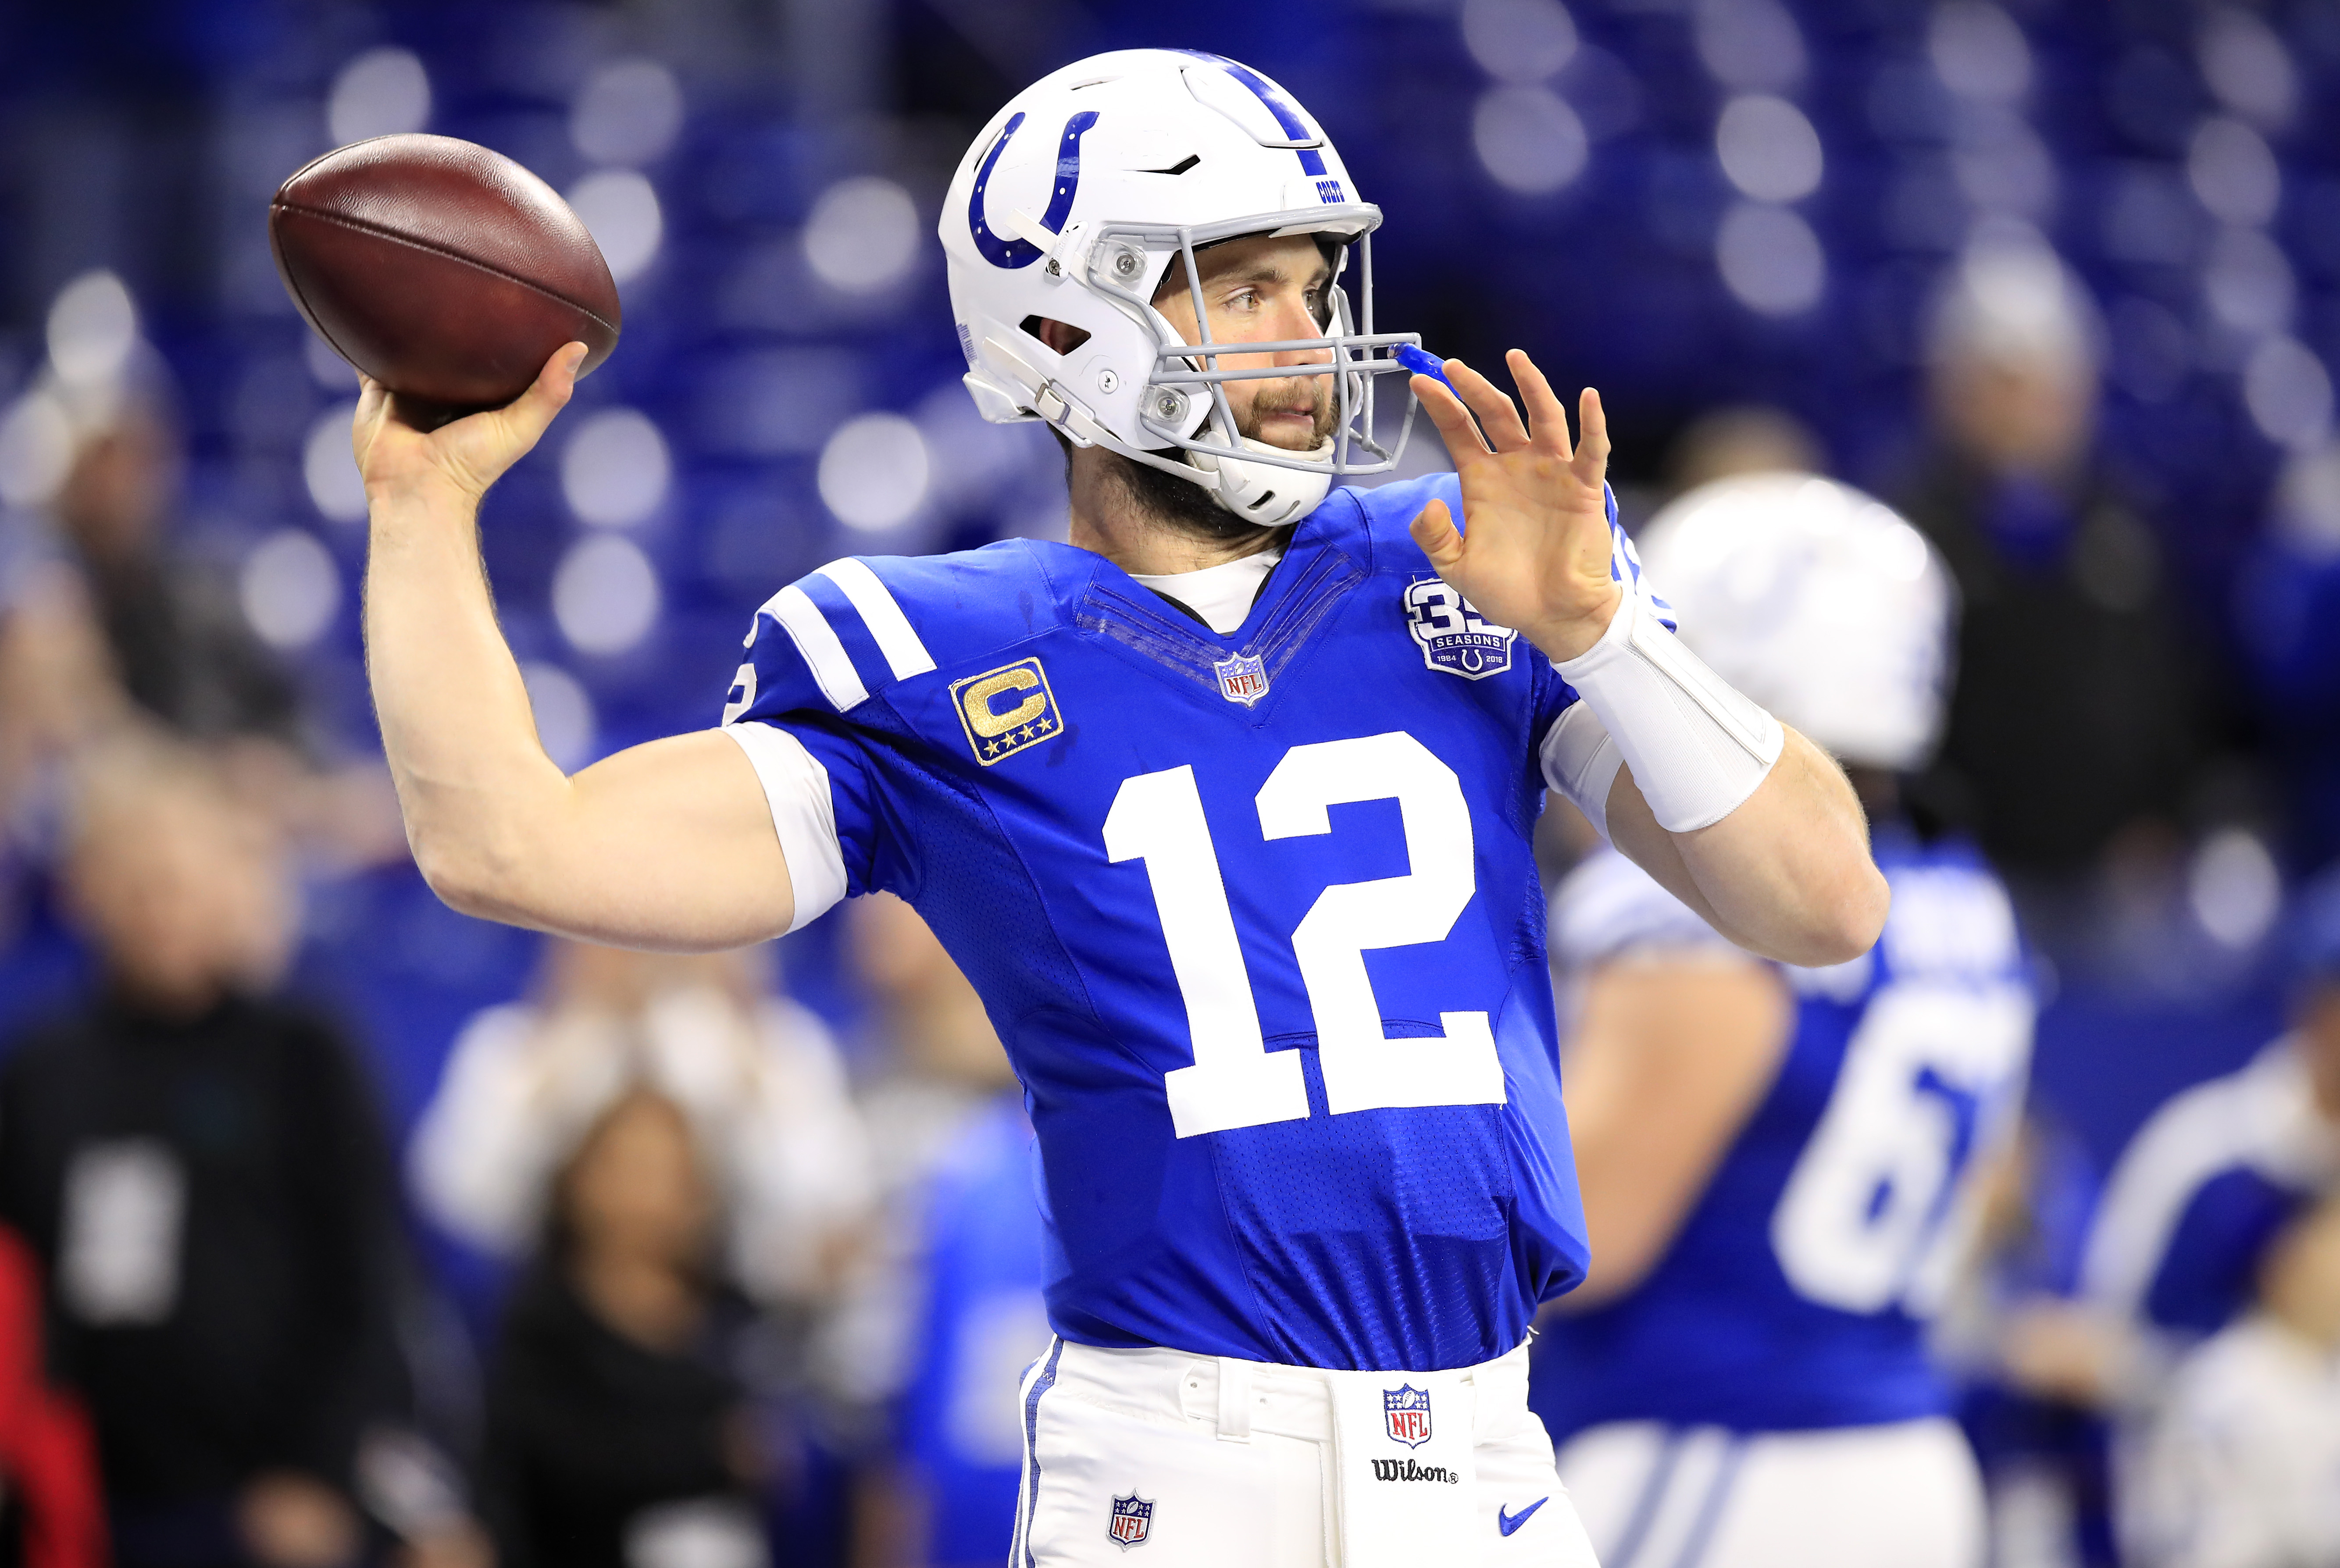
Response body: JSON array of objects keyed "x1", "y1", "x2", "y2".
[{"x1": 952, "y1": 658, "x2": 1064, "y2": 765}]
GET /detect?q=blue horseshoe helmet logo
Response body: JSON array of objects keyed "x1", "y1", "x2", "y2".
[{"x1": 968, "y1": 109, "x2": 1101, "y2": 268}]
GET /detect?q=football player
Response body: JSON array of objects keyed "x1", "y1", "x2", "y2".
[
  {"x1": 351, "y1": 51, "x2": 1887, "y2": 1566},
  {"x1": 1528, "y1": 474, "x2": 2034, "y2": 1568}
]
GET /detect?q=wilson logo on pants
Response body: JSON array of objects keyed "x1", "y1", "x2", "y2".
[{"x1": 1370, "y1": 1458, "x2": 1461, "y2": 1484}]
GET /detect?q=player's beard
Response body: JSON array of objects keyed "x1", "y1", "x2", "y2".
[{"x1": 1112, "y1": 373, "x2": 1336, "y2": 543}]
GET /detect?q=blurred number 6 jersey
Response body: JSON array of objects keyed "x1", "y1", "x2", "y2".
[
  {"x1": 721, "y1": 472, "x2": 1614, "y2": 1373},
  {"x1": 1530, "y1": 832, "x2": 2035, "y2": 1437}
]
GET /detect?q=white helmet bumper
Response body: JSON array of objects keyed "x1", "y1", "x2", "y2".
[{"x1": 942, "y1": 51, "x2": 1426, "y2": 526}]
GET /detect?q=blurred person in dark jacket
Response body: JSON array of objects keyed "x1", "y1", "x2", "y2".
[
  {"x1": 478, "y1": 1085, "x2": 772, "y2": 1568},
  {"x1": 1899, "y1": 232, "x2": 2215, "y2": 880},
  {"x1": 1, "y1": 271, "x2": 400, "y2": 870},
  {"x1": 0, "y1": 742, "x2": 410, "y2": 1568},
  {"x1": 2234, "y1": 441, "x2": 2340, "y2": 874}
]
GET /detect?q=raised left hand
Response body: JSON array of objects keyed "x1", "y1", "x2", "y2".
[{"x1": 1406, "y1": 349, "x2": 1622, "y2": 663}]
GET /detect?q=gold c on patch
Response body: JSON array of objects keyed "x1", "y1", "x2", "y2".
[{"x1": 951, "y1": 658, "x2": 1064, "y2": 766}]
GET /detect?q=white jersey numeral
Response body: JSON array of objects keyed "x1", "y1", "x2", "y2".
[
  {"x1": 1107, "y1": 733, "x2": 1505, "y2": 1138},
  {"x1": 1770, "y1": 979, "x2": 2031, "y2": 1315},
  {"x1": 1258, "y1": 734, "x2": 1505, "y2": 1115},
  {"x1": 1104, "y1": 764, "x2": 1309, "y2": 1137}
]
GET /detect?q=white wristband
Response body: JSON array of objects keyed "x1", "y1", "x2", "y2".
[
  {"x1": 1554, "y1": 587, "x2": 1783, "y2": 833},
  {"x1": 1540, "y1": 702, "x2": 1624, "y2": 840}
]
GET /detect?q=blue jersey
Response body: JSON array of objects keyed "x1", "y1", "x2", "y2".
[
  {"x1": 2080, "y1": 1042, "x2": 2334, "y2": 1338},
  {"x1": 724, "y1": 473, "x2": 1607, "y2": 1372},
  {"x1": 1530, "y1": 832, "x2": 2035, "y2": 1436},
  {"x1": 899, "y1": 1096, "x2": 1051, "y2": 1568}
]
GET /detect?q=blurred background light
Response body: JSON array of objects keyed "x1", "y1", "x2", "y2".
[
  {"x1": 46, "y1": 271, "x2": 137, "y2": 388},
  {"x1": 2188, "y1": 118, "x2": 2282, "y2": 229},
  {"x1": 1716, "y1": 96, "x2": 1823, "y2": 204},
  {"x1": 1472, "y1": 86, "x2": 1589, "y2": 196},
  {"x1": 2204, "y1": 225, "x2": 2296, "y2": 338},
  {"x1": 1929, "y1": 1, "x2": 2033, "y2": 103},
  {"x1": 1459, "y1": 0, "x2": 1577, "y2": 86},
  {"x1": 802, "y1": 177, "x2": 922, "y2": 296},
  {"x1": 1716, "y1": 201, "x2": 1825, "y2": 315},
  {"x1": 328, "y1": 47, "x2": 431, "y2": 145},
  {"x1": 2188, "y1": 826, "x2": 2282, "y2": 948},
  {"x1": 2198, "y1": 8, "x2": 2297, "y2": 131},
  {"x1": 304, "y1": 404, "x2": 368, "y2": 523},
  {"x1": 553, "y1": 534, "x2": 661, "y2": 656},
  {"x1": 238, "y1": 528, "x2": 342, "y2": 650},
  {"x1": 0, "y1": 392, "x2": 73, "y2": 509},
  {"x1": 570, "y1": 58, "x2": 685, "y2": 168},
  {"x1": 560, "y1": 408, "x2": 670, "y2": 527},
  {"x1": 2244, "y1": 335, "x2": 2333, "y2": 449},
  {"x1": 568, "y1": 170, "x2": 663, "y2": 285},
  {"x1": 818, "y1": 413, "x2": 930, "y2": 533},
  {"x1": 1694, "y1": 0, "x2": 1806, "y2": 93},
  {"x1": 2272, "y1": 442, "x2": 2340, "y2": 558},
  {"x1": 520, "y1": 662, "x2": 597, "y2": 773}
]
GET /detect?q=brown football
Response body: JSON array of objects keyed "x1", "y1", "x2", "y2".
[{"x1": 270, "y1": 134, "x2": 621, "y2": 409}]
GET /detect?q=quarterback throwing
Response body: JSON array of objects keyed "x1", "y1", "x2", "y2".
[{"x1": 353, "y1": 50, "x2": 1886, "y2": 1568}]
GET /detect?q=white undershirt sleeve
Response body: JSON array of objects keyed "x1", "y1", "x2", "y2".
[
  {"x1": 723, "y1": 721, "x2": 850, "y2": 931},
  {"x1": 1541, "y1": 702, "x2": 1626, "y2": 841}
]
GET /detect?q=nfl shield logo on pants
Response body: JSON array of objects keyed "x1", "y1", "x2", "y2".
[
  {"x1": 1213, "y1": 650, "x2": 1270, "y2": 706},
  {"x1": 1108, "y1": 1493, "x2": 1153, "y2": 1548},
  {"x1": 1384, "y1": 1385, "x2": 1433, "y2": 1448}
]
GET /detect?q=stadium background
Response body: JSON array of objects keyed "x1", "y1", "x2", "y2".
[{"x1": 0, "y1": 0, "x2": 2334, "y2": 1563}]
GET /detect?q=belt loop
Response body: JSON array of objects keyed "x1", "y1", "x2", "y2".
[{"x1": 1215, "y1": 1356, "x2": 1252, "y2": 1443}]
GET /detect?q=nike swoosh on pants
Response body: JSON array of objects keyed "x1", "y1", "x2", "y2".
[{"x1": 1498, "y1": 1497, "x2": 1549, "y2": 1537}]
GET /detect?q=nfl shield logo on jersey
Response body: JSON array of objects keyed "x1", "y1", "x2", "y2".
[
  {"x1": 1213, "y1": 650, "x2": 1270, "y2": 706},
  {"x1": 1403, "y1": 578, "x2": 1516, "y2": 680},
  {"x1": 1383, "y1": 1385, "x2": 1433, "y2": 1447},
  {"x1": 1107, "y1": 1493, "x2": 1153, "y2": 1548}
]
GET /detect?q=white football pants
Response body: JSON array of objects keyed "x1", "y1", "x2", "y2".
[
  {"x1": 1010, "y1": 1338, "x2": 1600, "y2": 1567},
  {"x1": 1555, "y1": 1416, "x2": 1986, "y2": 1568}
]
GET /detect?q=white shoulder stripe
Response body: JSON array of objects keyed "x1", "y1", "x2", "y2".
[
  {"x1": 818, "y1": 558, "x2": 938, "y2": 682},
  {"x1": 767, "y1": 585, "x2": 868, "y2": 711}
]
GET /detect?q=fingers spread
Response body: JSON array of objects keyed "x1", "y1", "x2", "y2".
[
  {"x1": 1445, "y1": 357, "x2": 1531, "y2": 452},
  {"x1": 1408, "y1": 496, "x2": 1464, "y2": 570},
  {"x1": 1573, "y1": 387, "x2": 1610, "y2": 484},
  {"x1": 1506, "y1": 350, "x2": 1573, "y2": 459},
  {"x1": 1412, "y1": 373, "x2": 1492, "y2": 465}
]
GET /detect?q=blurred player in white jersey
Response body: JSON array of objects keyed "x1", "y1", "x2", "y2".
[{"x1": 1528, "y1": 474, "x2": 2037, "y2": 1568}]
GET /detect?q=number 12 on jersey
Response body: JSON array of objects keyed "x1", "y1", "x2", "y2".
[{"x1": 1104, "y1": 731, "x2": 1507, "y2": 1139}]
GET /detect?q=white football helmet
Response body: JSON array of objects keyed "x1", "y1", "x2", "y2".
[
  {"x1": 1635, "y1": 474, "x2": 1957, "y2": 773},
  {"x1": 941, "y1": 50, "x2": 1423, "y2": 527}
]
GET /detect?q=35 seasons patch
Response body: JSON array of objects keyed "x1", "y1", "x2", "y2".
[{"x1": 952, "y1": 657, "x2": 1064, "y2": 765}]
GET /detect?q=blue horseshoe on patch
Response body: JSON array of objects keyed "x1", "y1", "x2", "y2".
[{"x1": 968, "y1": 109, "x2": 1100, "y2": 268}]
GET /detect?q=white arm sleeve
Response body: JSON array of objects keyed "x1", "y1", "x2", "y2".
[
  {"x1": 723, "y1": 720, "x2": 851, "y2": 931},
  {"x1": 1554, "y1": 584, "x2": 1784, "y2": 834}
]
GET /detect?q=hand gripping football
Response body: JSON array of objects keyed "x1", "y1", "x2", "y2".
[{"x1": 269, "y1": 133, "x2": 621, "y2": 408}]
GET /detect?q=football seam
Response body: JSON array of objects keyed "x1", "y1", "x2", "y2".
[{"x1": 271, "y1": 201, "x2": 621, "y2": 336}]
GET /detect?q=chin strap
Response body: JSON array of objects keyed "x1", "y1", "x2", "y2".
[{"x1": 1186, "y1": 435, "x2": 1334, "y2": 528}]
